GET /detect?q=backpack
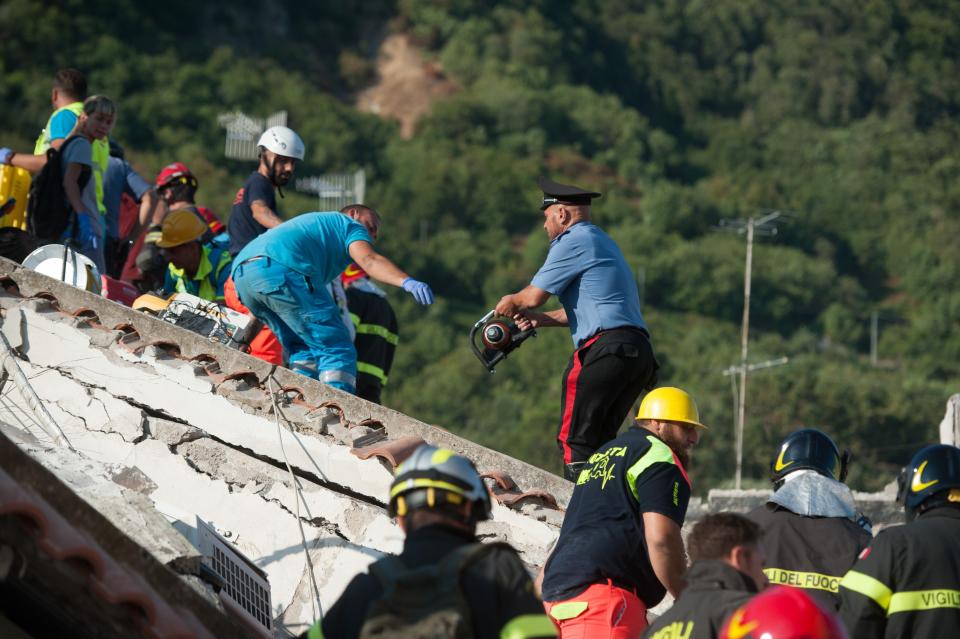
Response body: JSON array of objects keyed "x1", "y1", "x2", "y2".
[
  {"x1": 27, "y1": 135, "x2": 90, "y2": 242},
  {"x1": 358, "y1": 542, "x2": 512, "y2": 639}
]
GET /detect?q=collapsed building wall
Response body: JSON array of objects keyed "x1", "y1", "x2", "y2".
[{"x1": 0, "y1": 258, "x2": 565, "y2": 636}]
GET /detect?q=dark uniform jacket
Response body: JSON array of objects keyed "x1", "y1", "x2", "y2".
[
  {"x1": 643, "y1": 560, "x2": 758, "y2": 639},
  {"x1": 317, "y1": 524, "x2": 553, "y2": 639},
  {"x1": 839, "y1": 507, "x2": 960, "y2": 638},
  {"x1": 346, "y1": 284, "x2": 398, "y2": 405},
  {"x1": 747, "y1": 502, "x2": 870, "y2": 610}
]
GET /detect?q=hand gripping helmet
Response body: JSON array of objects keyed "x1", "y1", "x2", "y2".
[
  {"x1": 155, "y1": 162, "x2": 198, "y2": 190},
  {"x1": 770, "y1": 428, "x2": 850, "y2": 487},
  {"x1": 896, "y1": 444, "x2": 960, "y2": 520},
  {"x1": 388, "y1": 445, "x2": 491, "y2": 524},
  {"x1": 257, "y1": 126, "x2": 305, "y2": 160},
  {"x1": 635, "y1": 387, "x2": 708, "y2": 429},
  {"x1": 720, "y1": 586, "x2": 848, "y2": 639}
]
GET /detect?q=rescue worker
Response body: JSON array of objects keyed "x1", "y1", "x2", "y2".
[
  {"x1": 540, "y1": 387, "x2": 706, "y2": 638},
  {"x1": 228, "y1": 125, "x2": 303, "y2": 256},
  {"x1": 644, "y1": 513, "x2": 767, "y2": 639},
  {"x1": 232, "y1": 206, "x2": 432, "y2": 393},
  {"x1": 746, "y1": 429, "x2": 871, "y2": 610},
  {"x1": 310, "y1": 444, "x2": 556, "y2": 639},
  {"x1": 123, "y1": 162, "x2": 224, "y2": 291},
  {"x1": 157, "y1": 209, "x2": 231, "y2": 303},
  {"x1": 719, "y1": 586, "x2": 848, "y2": 639},
  {"x1": 496, "y1": 177, "x2": 657, "y2": 480},
  {"x1": 839, "y1": 443, "x2": 960, "y2": 637},
  {"x1": 341, "y1": 258, "x2": 399, "y2": 404}
]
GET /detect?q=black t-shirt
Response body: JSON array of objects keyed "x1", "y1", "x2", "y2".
[
  {"x1": 320, "y1": 524, "x2": 551, "y2": 639},
  {"x1": 227, "y1": 171, "x2": 276, "y2": 256},
  {"x1": 541, "y1": 427, "x2": 691, "y2": 606}
]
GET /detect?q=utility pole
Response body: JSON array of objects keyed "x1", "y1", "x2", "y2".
[
  {"x1": 870, "y1": 310, "x2": 879, "y2": 366},
  {"x1": 718, "y1": 210, "x2": 784, "y2": 489},
  {"x1": 723, "y1": 356, "x2": 790, "y2": 488}
]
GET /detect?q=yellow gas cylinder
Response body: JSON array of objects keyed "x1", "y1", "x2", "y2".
[{"x1": 0, "y1": 165, "x2": 31, "y2": 230}]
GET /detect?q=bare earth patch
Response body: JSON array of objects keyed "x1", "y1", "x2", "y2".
[{"x1": 357, "y1": 34, "x2": 459, "y2": 139}]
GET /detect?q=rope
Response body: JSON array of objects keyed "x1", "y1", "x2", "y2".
[
  {"x1": 267, "y1": 375, "x2": 323, "y2": 623},
  {"x1": 0, "y1": 330, "x2": 74, "y2": 450}
]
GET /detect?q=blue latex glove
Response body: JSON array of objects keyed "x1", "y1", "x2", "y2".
[
  {"x1": 401, "y1": 277, "x2": 434, "y2": 305},
  {"x1": 0, "y1": 148, "x2": 12, "y2": 165}
]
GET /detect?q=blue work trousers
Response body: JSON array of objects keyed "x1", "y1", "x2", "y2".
[{"x1": 233, "y1": 257, "x2": 357, "y2": 393}]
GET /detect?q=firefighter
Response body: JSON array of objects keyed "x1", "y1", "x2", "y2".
[
  {"x1": 746, "y1": 429, "x2": 871, "y2": 610},
  {"x1": 644, "y1": 513, "x2": 767, "y2": 639},
  {"x1": 341, "y1": 261, "x2": 399, "y2": 404},
  {"x1": 540, "y1": 387, "x2": 706, "y2": 637},
  {"x1": 310, "y1": 444, "x2": 556, "y2": 639},
  {"x1": 719, "y1": 586, "x2": 848, "y2": 639},
  {"x1": 495, "y1": 177, "x2": 658, "y2": 480},
  {"x1": 839, "y1": 443, "x2": 960, "y2": 637},
  {"x1": 157, "y1": 209, "x2": 231, "y2": 303}
]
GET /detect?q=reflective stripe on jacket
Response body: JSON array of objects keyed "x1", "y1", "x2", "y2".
[{"x1": 165, "y1": 244, "x2": 232, "y2": 302}]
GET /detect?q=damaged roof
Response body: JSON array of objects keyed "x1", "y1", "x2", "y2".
[{"x1": 0, "y1": 257, "x2": 567, "y2": 636}]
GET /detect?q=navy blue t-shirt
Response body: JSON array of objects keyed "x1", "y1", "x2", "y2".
[
  {"x1": 541, "y1": 428, "x2": 691, "y2": 606},
  {"x1": 228, "y1": 171, "x2": 276, "y2": 256}
]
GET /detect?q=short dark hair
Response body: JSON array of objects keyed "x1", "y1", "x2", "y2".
[
  {"x1": 340, "y1": 203, "x2": 378, "y2": 218},
  {"x1": 160, "y1": 183, "x2": 197, "y2": 204},
  {"x1": 687, "y1": 513, "x2": 761, "y2": 562},
  {"x1": 53, "y1": 69, "x2": 88, "y2": 101}
]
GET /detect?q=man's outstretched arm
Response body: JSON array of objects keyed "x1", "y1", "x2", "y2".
[{"x1": 349, "y1": 240, "x2": 433, "y2": 304}]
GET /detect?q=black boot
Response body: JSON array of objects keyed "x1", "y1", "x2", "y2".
[{"x1": 564, "y1": 462, "x2": 587, "y2": 482}]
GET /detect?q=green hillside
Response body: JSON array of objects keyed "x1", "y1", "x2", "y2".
[{"x1": 2, "y1": 0, "x2": 958, "y2": 492}]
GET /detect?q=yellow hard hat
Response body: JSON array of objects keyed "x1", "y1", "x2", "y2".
[
  {"x1": 636, "y1": 386, "x2": 708, "y2": 429},
  {"x1": 156, "y1": 209, "x2": 207, "y2": 248},
  {"x1": 132, "y1": 294, "x2": 170, "y2": 314}
]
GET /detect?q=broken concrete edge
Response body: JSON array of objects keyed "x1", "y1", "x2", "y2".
[
  {"x1": 0, "y1": 429, "x2": 257, "y2": 638},
  {"x1": 0, "y1": 257, "x2": 573, "y2": 507}
]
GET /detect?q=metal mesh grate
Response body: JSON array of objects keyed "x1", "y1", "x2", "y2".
[
  {"x1": 294, "y1": 169, "x2": 366, "y2": 210},
  {"x1": 218, "y1": 110, "x2": 288, "y2": 160},
  {"x1": 197, "y1": 519, "x2": 272, "y2": 631}
]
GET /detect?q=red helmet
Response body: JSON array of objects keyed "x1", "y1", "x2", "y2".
[
  {"x1": 155, "y1": 162, "x2": 198, "y2": 190},
  {"x1": 720, "y1": 587, "x2": 848, "y2": 639},
  {"x1": 341, "y1": 262, "x2": 368, "y2": 287}
]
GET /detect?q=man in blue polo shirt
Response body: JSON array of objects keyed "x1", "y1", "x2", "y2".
[
  {"x1": 232, "y1": 206, "x2": 433, "y2": 393},
  {"x1": 496, "y1": 178, "x2": 658, "y2": 480}
]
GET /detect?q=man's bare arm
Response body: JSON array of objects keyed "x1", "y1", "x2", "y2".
[
  {"x1": 250, "y1": 199, "x2": 283, "y2": 228},
  {"x1": 9, "y1": 138, "x2": 67, "y2": 173},
  {"x1": 495, "y1": 285, "x2": 551, "y2": 316},
  {"x1": 642, "y1": 511, "x2": 687, "y2": 598},
  {"x1": 349, "y1": 240, "x2": 409, "y2": 288}
]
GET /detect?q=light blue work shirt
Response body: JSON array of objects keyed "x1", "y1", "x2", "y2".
[
  {"x1": 233, "y1": 212, "x2": 373, "y2": 285},
  {"x1": 531, "y1": 222, "x2": 646, "y2": 348}
]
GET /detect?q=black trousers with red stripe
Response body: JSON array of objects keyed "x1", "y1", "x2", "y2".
[{"x1": 557, "y1": 328, "x2": 658, "y2": 466}]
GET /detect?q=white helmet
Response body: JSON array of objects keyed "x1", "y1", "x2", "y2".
[{"x1": 257, "y1": 125, "x2": 305, "y2": 160}]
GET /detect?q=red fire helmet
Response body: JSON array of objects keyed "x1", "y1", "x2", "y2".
[{"x1": 720, "y1": 586, "x2": 848, "y2": 639}]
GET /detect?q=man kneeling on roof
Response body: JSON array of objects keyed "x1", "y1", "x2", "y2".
[{"x1": 157, "y1": 209, "x2": 231, "y2": 303}]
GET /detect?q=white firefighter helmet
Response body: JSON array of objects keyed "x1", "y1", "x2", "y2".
[{"x1": 257, "y1": 126, "x2": 305, "y2": 160}]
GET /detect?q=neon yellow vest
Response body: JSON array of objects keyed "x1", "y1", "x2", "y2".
[{"x1": 34, "y1": 102, "x2": 109, "y2": 216}]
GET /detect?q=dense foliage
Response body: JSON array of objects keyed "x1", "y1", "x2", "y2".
[{"x1": 2, "y1": 0, "x2": 958, "y2": 492}]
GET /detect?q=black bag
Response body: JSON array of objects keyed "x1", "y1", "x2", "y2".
[
  {"x1": 26, "y1": 135, "x2": 90, "y2": 242},
  {"x1": 358, "y1": 542, "x2": 512, "y2": 639}
]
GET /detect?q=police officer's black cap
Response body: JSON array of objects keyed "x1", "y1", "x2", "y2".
[{"x1": 539, "y1": 177, "x2": 602, "y2": 210}]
